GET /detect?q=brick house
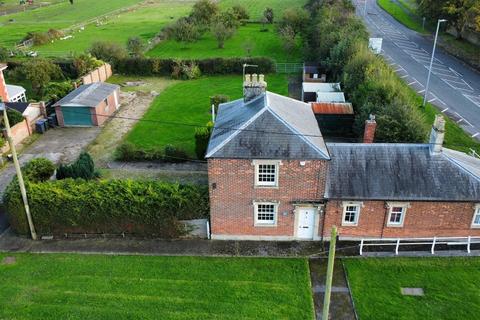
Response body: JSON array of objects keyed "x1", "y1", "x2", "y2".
[
  {"x1": 206, "y1": 74, "x2": 480, "y2": 241},
  {"x1": 54, "y1": 82, "x2": 120, "y2": 127}
]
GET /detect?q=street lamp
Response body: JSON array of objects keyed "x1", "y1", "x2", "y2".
[
  {"x1": 364, "y1": 0, "x2": 367, "y2": 16},
  {"x1": 0, "y1": 101, "x2": 37, "y2": 240},
  {"x1": 423, "y1": 19, "x2": 447, "y2": 107}
]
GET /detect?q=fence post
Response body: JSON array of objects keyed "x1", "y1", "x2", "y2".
[
  {"x1": 359, "y1": 239, "x2": 364, "y2": 256},
  {"x1": 467, "y1": 236, "x2": 471, "y2": 254},
  {"x1": 431, "y1": 236, "x2": 436, "y2": 255},
  {"x1": 395, "y1": 239, "x2": 400, "y2": 255}
]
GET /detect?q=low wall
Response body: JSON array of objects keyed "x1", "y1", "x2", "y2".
[
  {"x1": 1, "y1": 119, "x2": 30, "y2": 154},
  {"x1": 82, "y1": 63, "x2": 113, "y2": 85}
]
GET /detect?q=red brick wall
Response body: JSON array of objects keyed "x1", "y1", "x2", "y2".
[
  {"x1": 92, "y1": 90, "x2": 118, "y2": 126},
  {"x1": 208, "y1": 159, "x2": 328, "y2": 238},
  {"x1": 0, "y1": 67, "x2": 9, "y2": 102},
  {"x1": 323, "y1": 200, "x2": 480, "y2": 239}
]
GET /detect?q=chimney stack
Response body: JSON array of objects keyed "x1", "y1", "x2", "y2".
[
  {"x1": 243, "y1": 73, "x2": 267, "y2": 102},
  {"x1": 0, "y1": 64, "x2": 9, "y2": 102},
  {"x1": 429, "y1": 115, "x2": 445, "y2": 154},
  {"x1": 363, "y1": 114, "x2": 377, "y2": 143}
]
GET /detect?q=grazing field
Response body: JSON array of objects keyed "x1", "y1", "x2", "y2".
[
  {"x1": 0, "y1": 0, "x2": 144, "y2": 46},
  {"x1": 0, "y1": 253, "x2": 314, "y2": 320},
  {"x1": 219, "y1": 0, "x2": 308, "y2": 19},
  {"x1": 147, "y1": 23, "x2": 301, "y2": 62},
  {"x1": 344, "y1": 257, "x2": 480, "y2": 320},
  {"x1": 122, "y1": 74, "x2": 289, "y2": 156}
]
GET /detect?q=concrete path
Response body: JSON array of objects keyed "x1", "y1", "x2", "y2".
[
  {"x1": 0, "y1": 229, "x2": 323, "y2": 257},
  {"x1": 354, "y1": 0, "x2": 480, "y2": 140},
  {"x1": 309, "y1": 258, "x2": 357, "y2": 320}
]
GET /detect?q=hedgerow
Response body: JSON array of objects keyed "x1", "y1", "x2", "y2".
[{"x1": 4, "y1": 179, "x2": 209, "y2": 238}]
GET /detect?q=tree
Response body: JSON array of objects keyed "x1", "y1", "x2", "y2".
[
  {"x1": 0, "y1": 47, "x2": 9, "y2": 61},
  {"x1": 278, "y1": 25, "x2": 296, "y2": 56},
  {"x1": 280, "y1": 8, "x2": 309, "y2": 37},
  {"x1": 211, "y1": 11, "x2": 238, "y2": 49},
  {"x1": 232, "y1": 5, "x2": 249, "y2": 20},
  {"x1": 170, "y1": 18, "x2": 201, "y2": 44},
  {"x1": 73, "y1": 53, "x2": 103, "y2": 76},
  {"x1": 190, "y1": 0, "x2": 219, "y2": 26},
  {"x1": 264, "y1": 7, "x2": 274, "y2": 23},
  {"x1": 89, "y1": 41, "x2": 128, "y2": 63},
  {"x1": 127, "y1": 37, "x2": 144, "y2": 57},
  {"x1": 14, "y1": 59, "x2": 63, "y2": 95},
  {"x1": 442, "y1": 0, "x2": 480, "y2": 39}
]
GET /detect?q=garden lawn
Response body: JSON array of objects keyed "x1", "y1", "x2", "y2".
[
  {"x1": 35, "y1": 0, "x2": 195, "y2": 56},
  {"x1": 0, "y1": 0, "x2": 144, "y2": 47},
  {"x1": 146, "y1": 23, "x2": 302, "y2": 62},
  {"x1": 0, "y1": 253, "x2": 314, "y2": 320},
  {"x1": 124, "y1": 74, "x2": 289, "y2": 156},
  {"x1": 344, "y1": 257, "x2": 480, "y2": 320},
  {"x1": 219, "y1": 0, "x2": 308, "y2": 20}
]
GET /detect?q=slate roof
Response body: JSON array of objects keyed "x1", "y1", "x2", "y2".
[
  {"x1": 53, "y1": 82, "x2": 119, "y2": 108},
  {"x1": 206, "y1": 92, "x2": 330, "y2": 159},
  {"x1": 5, "y1": 102, "x2": 29, "y2": 114},
  {"x1": 325, "y1": 143, "x2": 480, "y2": 201}
]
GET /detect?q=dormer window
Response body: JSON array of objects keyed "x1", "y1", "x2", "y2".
[{"x1": 254, "y1": 160, "x2": 280, "y2": 187}]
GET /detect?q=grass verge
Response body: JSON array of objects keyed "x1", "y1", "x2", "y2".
[
  {"x1": 344, "y1": 257, "x2": 480, "y2": 320},
  {"x1": 0, "y1": 253, "x2": 314, "y2": 320},
  {"x1": 124, "y1": 74, "x2": 289, "y2": 157}
]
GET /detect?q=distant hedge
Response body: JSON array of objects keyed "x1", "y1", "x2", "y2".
[
  {"x1": 4, "y1": 179, "x2": 209, "y2": 238},
  {"x1": 114, "y1": 57, "x2": 276, "y2": 76}
]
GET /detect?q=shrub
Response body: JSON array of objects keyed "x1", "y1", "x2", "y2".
[
  {"x1": 169, "y1": 17, "x2": 201, "y2": 43},
  {"x1": 232, "y1": 5, "x2": 249, "y2": 20},
  {"x1": 1, "y1": 109, "x2": 24, "y2": 128},
  {"x1": 164, "y1": 144, "x2": 189, "y2": 162},
  {"x1": 127, "y1": 37, "x2": 144, "y2": 57},
  {"x1": 56, "y1": 152, "x2": 97, "y2": 180},
  {"x1": 210, "y1": 94, "x2": 229, "y2": 113},
  {"x1": 73, "y1": 53, "x2": 104, "y2": 76},
  {"x1": 47, "y1": 28, "x2": 64, "y2": 40},
  {"x1": 212, "y1": 20, "x2": 236, "y2": 48},
  {"x1": 0, "y1": 47, "x2": 9, "y2": 61},
  {"x1": 194, "y1": 122, "x2": 214, "y2": 160},
  {"x1": 22, "y1": 158, "x2": 55, "y2": 183},
  {"x1": 24, "y1": 32, "x2": 50, "y2": 45},
  {"x1": 9, "y1": 58, "x2": 64, "y2": 96},
  {"x1": 264, "y1": 7, "x2": 274, "y2": 23},
  {"x1": 4, "y1": 179, "x2": 209, "y2": 237},
  {"x1": 171, "y1": 60, "x2": 201, "y2": 80},
  {"x1": 89, "y1": 41, "x2": 128, "y2": 63},
  {"x1": 43, "y1": 81, "x2": 74, "y2": 102}
]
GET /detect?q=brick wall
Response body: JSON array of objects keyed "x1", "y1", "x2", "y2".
[
  {"x1": 208, "y1": 158, "x2": 328, "y2": 239},
  {"x1": 323, "y1": 200, "x2": 480, "y2": 239},
  {"x1": 92, "y1": 89, "x2": 119, "y2": 126},
  {"x1": 0, "y1": 67, "x2": 9, "y2": 102}
]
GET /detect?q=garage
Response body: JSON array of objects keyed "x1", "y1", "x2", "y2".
[{"x1": 60, "y1": 106, "x2": 93, "y2": 126}]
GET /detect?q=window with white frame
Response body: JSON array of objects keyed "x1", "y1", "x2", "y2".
[
  {"x1": 388, "y1": 206, "x2": 406, "y2": 227},
  {"x1": 472, "y1": 206, "x2": 480, "y2": 228},
  {"x1": 254, "y1": 161, "x2": 279, "y2": 187},
  {"x1": 342, "y1": 204, "x2": 360, "y2": 226},
  {"x1": 254, "y1": 202, "x2": 277, "y2": 226}
]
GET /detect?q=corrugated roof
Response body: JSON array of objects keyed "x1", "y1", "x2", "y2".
[
  {"x1": 206, "y1": 92, "x2": 330, "y2": 160},
  {"x1": 316, "y1": 92, "x2": 346, "y2": 103},
  {"x1": 325, "y1": 143, "x2": 480, "y2": 201},
  {"x1": 53, "y1": 82, "x2": 119, "y2": 108},
  {"x1": 312, "y1": 102, "x2": 354, "y2": 115},
  {"x1": 303, "y1": 82, "x2": 341, "y2": 93}
]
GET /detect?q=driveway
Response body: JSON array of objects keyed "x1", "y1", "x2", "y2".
[
  {"x1": 0, "y1": 127, "x2": 100, "y2": 232},
  {"x1": 355, "y1": 0, "x2": 480, "y2": 139}
]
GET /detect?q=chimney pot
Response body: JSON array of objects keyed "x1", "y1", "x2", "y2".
[
  {"x1": 243, "y1": 73, "x2": 267, "y2": 102},
  {"x1": 244, "y1": 74, "x2": 251, "y2": 84},
  {"x1": 363, "y1": 114, "x2": 377, "y2": 144}
]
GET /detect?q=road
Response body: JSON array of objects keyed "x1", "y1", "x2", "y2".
[{"x1": 354, "y1": 0, "x2": 480, "y2": 141}]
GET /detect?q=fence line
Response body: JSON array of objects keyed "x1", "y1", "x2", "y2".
[{"x1": 275, "y1": 62, "x2": 303, "y2": 74}]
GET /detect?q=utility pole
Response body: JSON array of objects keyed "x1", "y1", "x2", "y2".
[
  {"x1": 364, "y1": 0, "x2": 367, "y2": 16},
  {"x1": 0, "y1": 101, "x2": 37, "y2": 240},
  {"x1": 322, "y1": 226, "x2": 337, "y2": 320},
  {"x1": 423, "y1": 19, "x2": 447, "y2": 107}
]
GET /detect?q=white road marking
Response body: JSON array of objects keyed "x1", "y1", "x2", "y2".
[
  {"x1": 407, "y1": 81, "x2": 416, "y2": 85},
  {"x1": 401, "y1": 74, "x2": 409, "y2": 78},
  {"x1": 418, "y1": 89, "x2": 425, "y2": 93},
  {"x1": 463, "y1": 119, "x2": 474, "y2": 127}
]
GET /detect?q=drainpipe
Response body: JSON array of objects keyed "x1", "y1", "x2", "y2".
[{"x1": 381, "y1": 202, "x2": 388, "y2": 239}]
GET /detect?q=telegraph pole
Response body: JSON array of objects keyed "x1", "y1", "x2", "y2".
[
  {"x1": 1, "y1": 101, "x2": 37, "y2": 240},
  {"x1": 322, "y1": 226, "x2": 337, "y2": 320}
]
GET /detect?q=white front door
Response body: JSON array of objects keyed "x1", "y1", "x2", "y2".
[{"x1": 297, "y1": 208, "x2": 315, "y2": 239}]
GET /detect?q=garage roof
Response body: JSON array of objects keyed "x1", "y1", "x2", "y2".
[{"x1": 53, "y1": 82, "x2": 119, "y2": 108}]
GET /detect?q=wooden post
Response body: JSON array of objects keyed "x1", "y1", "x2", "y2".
[
  {"x1": 322, "y1": 226, "x2": 337, "y2": 320},
  {"x1": 2, "y1": 103, "x2": 37, "y2": 240}
]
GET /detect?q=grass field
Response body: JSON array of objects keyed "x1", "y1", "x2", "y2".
[
  {"x1": 219, "y1": 0, "x2": 308, "y2": 20},
  {"x1": 35, "y1": 0, "x2": 194, "y2": 56},
  {"x1": 344, "y1": 257, "x2": 480, "y2": 320},
  {"x1": 147, "y1": 23, "x2": 301, "y2": 62},
  {"x1": 377, "y1": 0, "x2": 427, "y2": 33},
  {"x1": 121, "y1": 74, "x2": 289, "y2": 156},
  {"x1": 0, "y1": 253, "x2": 314, "y2": 319},
  {"x1": 0, "y1": 0, "x2": 145, "y2": 47}
]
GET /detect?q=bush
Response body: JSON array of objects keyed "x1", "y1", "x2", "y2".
[
  {"x1": 194, "y1": 122, "x2": 214, "y2": 160},
  {"x1": 171, "y1": 60, "x2": 201, "y2": 80},
  {"x1": 264, "y1": 7, "x2": 274, "y2": 23},
  {"x1": 56, "y1": 152, "x2": 98, "y2": 180},
  {"x1": 89, "y1": 41, "x2": 128, "y2": 63},
  {"x1": 164, "y1": 144, "x2": 189, "y2": 162},
  {"x1": 169, "y1": 17, "x2": 202, "y2": 43},
  {"x1": 43, "y1": 81, "x2": 74, "y2": 102},
  {"x1": 232, "y1": 5, "x2": 249, "y2": 20},
  {"x1": 73, "y1": 53, "x2": 104, "y2": 76},
  {"x1": 190, "y1": 0, "x2": 219, "y2": 27},
  {"x1": 22, "y1": 158, "x2": 55, "y2": 183},
  {"x1": 1, "y1": 109, "x2": 24, "y2": 128},
  {"x1": 4, "y1": 179, "x2": 209, "y2": 237},
  {"x1": 0, "y1": 47, "x2": 9, "y2": 61},
  {"x1": 210, "y1": 94, "x2": 229, "y2": 113},
  {"x1": 24, "y1": 32, "x2": 50, "y2": 45}
]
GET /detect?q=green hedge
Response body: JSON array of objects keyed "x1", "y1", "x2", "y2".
[
  {"x1": 114, "y1": 57, "x2": 276, "y2": 76},
  {"x1": 4, "y1": 179, "x2": 209, "y2": 238}
]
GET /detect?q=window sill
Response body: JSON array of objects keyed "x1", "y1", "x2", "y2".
[
  {"x1": 341, "y1": 223, "x2": 358, "y2": 227},
  {"x1": 254, "y1": 185, "x2": 279, "y2": 189},
  {"x1": 471, "y1": 225, "x2": 480, "y2": 229},
  {"x1": 254, "y1": 223, "x2": 277, "y2": 228},
  {"x1": 386, "y1": 224, "x2": 404, "y2": 228}
]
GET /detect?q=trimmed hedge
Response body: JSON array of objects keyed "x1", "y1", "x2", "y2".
[
  {"x1": 114, "y1": 57, "x2": 276, "y2": 76},
  {"x1": 4, "y1": 179, "x2": 209, "y2": 238}
]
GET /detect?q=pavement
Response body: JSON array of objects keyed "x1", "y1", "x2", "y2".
[
  {"x1": 355, "y1": 0, "x2": 480, "y2": 140},
  {"x1": 0, "y1": 127, "x2": 100, "y2": 233}
]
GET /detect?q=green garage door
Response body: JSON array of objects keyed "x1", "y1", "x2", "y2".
[{"x1": 61, "y1": 107, "x2": 93, "y2": 126}]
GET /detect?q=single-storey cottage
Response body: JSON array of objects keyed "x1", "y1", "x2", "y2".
[
  {"x1": 54, "y1": 82, "x2": 120, "y2": 127},
  {"x1": 206, "y1": 74, "x2": 480, "y2": 241}
]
